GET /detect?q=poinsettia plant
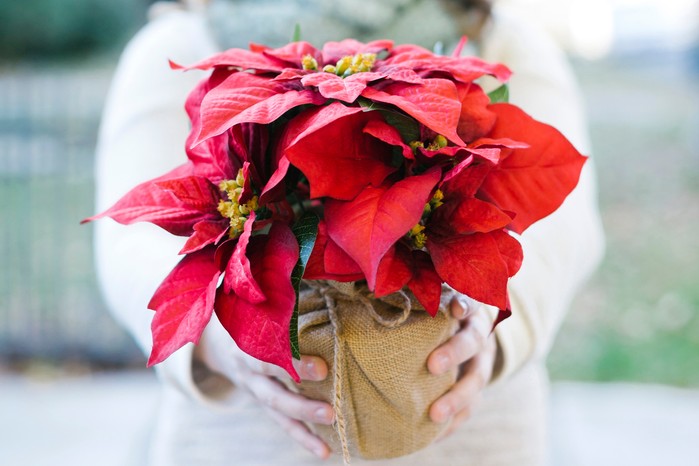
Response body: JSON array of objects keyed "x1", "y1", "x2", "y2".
[{"x1": 84, "y1": 38, "x2": 586, "y2": 382}]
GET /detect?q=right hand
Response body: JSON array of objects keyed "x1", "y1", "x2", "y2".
[{"x1": 196, "y1": 319, "x2": 334, "y2": 459}]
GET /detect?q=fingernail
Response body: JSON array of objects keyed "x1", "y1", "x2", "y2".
[
  {"x1": 435, "y1": 354, "x2": 449, "y2": 374},
  {"x1": 304, "y1": 360, "x2": 319, "y2": 379},
  {"x1": 435, "y1": 403, "x2": 453, "y2": 423},
  {"x1": 314, "y1": 407, "x2": 331, "y2": 423},
  {"x1": 313, "y1": 445, "x2": 327, "y2": 458},
  {"x1": 456, "y1": 300, "x2": 469, "y2": 318}
]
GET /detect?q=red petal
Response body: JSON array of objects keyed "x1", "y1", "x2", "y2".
[
  {"x1": 428, "y1": 233, "x2": 509, "y2": 309},
  {"x1": 407, "y1": 251, "x2": 443, "y2": 317},
  {"x1": 263, "y1": 41, "x2": 320, "y2": 65},
  {"x1": 490, "y1": 229, "x2": 524, "y2": 277},
  {"x1": 324, "y1": 234, "x2": 363, "y2": 276},
  {"x1": 224, "y1": 212, "x2": 265, "y2": 303},
  {"x1": 362, "y1": 79, "x2": 465, "y2": 145},
  {"x1": 301, "y1": 71, "x2": 384, "y2": 103},
  {"x1": 430, "y1": 197, "x2": 512, "y2": 235},
  {"x1": 480, "y1": 104, "x2": 587, "y2": 233},
  {"x1": 83, "y1": 165, "x2": 210, "y2": 236},
  {"x1": 362, "y1": 119, "x2": 414, "y2": 160},
  {"x1": 325, "y1": 168, "x2": 441, "y2": 289},
  {"x1": 374, "y1": 245, "x2": 412, "y2": 297},
  {"x1": 215, "y1": 223, "x2": 300, "y2": 381},
  {"x1": 304, "y1": 221, "x2": 364, "y2": 281},
  {"x1": 283, "y1": 102, "x2": 397, "y2": 200},
  {"x1": 321, "y1": 39, "x2": 393, "y2": 64},
  {"x1": 170, "y1": 48, "x2": 286, "y2": 72},
  {"x1": 180, "y1": 219, "x2": 229, "y2": 254},
  {"x1": 441, "y1": 161, "x2": 492, "y2": 198},
  {"x1": 147, "y1": 247, "x2": 221, "y2": 366},
  {"x1": 456, "y1": 83, "x2": 496, "y2": 143},
  {"x1": 155, "y1": 176, "x2": 221, "y2": 213},
  {"x1": 197, "y1": 71, "x2": 325, "y2": 143},
  {"x1": 382, "y1": 48, "x2": 512, "y2": 83},
  {"x1": 184, "y1": 69, "x2": 237, "y2": 179}
]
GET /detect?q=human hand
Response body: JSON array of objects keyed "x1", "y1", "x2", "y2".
[
  {"x1": 196, "y1": 321, "x2": 335, "y2": 459},
  {"x1": 427, "y1": 296, "x2": 498, "y2": 439}
]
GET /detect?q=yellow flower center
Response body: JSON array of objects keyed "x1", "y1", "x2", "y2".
[
  {"x1": 322, "y1": 53, "x2": 377, "y2": 77},
  {"x1": 302, "y1": 55, "x2": 318, "y2": 71},
  {"x1": 410, "y1": 135, "x2": 448, "y2": 154},
  {"x1": 217, "y1": 169, "x2": 259, "y2": 239},
  {"x1": 408, "y1": 224, "x2": 427, "y2": 249},
  {"x1": 408, "y1": 190, "x2": 445, "y2": 249}
]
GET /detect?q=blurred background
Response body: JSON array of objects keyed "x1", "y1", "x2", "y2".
[{"x1": 1, "y1": 0, "x2": 698, "y2": 464}]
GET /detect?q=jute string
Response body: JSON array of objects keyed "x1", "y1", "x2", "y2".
[{"x1": 322, "y1": 287, "x2": 413, "y2": 465}]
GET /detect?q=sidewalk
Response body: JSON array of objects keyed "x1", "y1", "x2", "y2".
[{"x1": 2, "y1": 371, "x2": 698, "y2": 465}]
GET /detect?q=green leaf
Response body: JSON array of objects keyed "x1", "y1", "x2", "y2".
[
  {"x1": 488, "y1": 84, "x2": 509, "y2": 104},
  {"x1": 289, "y1": 212, "x2": 320, "y2": 359},
  {"x1": 292, "y1": 24, "x2": 302, "y2": 42},
  {"x1": 381, "y1": 110, "x2": 420, "y2": 143},
  {"x1": 358, "y1": 99, "x2": 420, "y2": 143}
]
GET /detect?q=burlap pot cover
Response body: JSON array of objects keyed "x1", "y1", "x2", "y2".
[{"x1": 292, "y1": 281, "x2": 460, "y2": 462}]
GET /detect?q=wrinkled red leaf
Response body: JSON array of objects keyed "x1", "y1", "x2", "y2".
[
  {"x1": 374, "y1": 245, "x2": 412, "y2": 297},
  {"x1": 155, "y1": 176, "x2": 221, "y2": 213},
  {"x1": 283, "y1": 102, "x2": 397, "y2": 200},
  {"x1": 430, "y1": 197, "x2": 512, "y2": 236},
  {"x1": 490, "y1": 229, "x2": 524, "y2": 277},
  {"x1": 263, "y1": 41, "x2": 320, "y2": 65},
  {"x1": 382, "y1": 46, "x2": 512, "y2": 83},
  {"x1": 197, "y1": 71, "x2": 325, "y2": 143},
  {"x1": 224, "y1": 212, "x2": 265, "y2": 303},
  {"x1": 180, "y1": 219, "x2": 229, "y2": 254},
  {"x1": 407, "y1": 250, "x2": 443, "y2": 317},
  {"x1": 479, "y1": 103, "x2": 587, "y2": 233},
  {"x1": 304, "y1": 221, "x2": 364, "y2": 281},
  {"x1": 82, "y1": 164, "x2": 210, "y2": 236},
  {"x1": 325, "y1": 168, "x2": 441, "y2": 289},
  {"x1": 455, "y1": 83, "x2": 496, "y2": 143},
  {"x1": 301, "y1": 71, "x2": 384, "y2": 103},
  {"x1": 184, "y1": 70, "x2": 237, "y2": 179},
  {"x1": 215, "y1": 223, "x2": 300, "y2": 381},
  {"x1": 427, "y1": 232, "x2": 509, "y2": 309},
  {"x1": 170, "y1": 48, "x2": 286, "y2": 72},
  {"x1": 362, "y1": 79, "x2": 464, "y2": 145},
  {"x1": 321, "y1": 39, "x2": 393, "y2": 64},
  {"x1": 362, "y1": 119, "x2": 415, "y2": 160},
  {"x1": 147, "y1": 247, "x2": 221, "y2": 366}
]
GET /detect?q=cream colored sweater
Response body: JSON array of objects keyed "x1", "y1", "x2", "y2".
[{"x1": 94, "y1": 7, "x2": 604, "y2": 465}]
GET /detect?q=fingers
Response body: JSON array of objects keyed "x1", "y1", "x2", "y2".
[
  {"x1": 264, "y1": 406, "x2": 332, "y2": 459},
  {"x1": 245, "y1": 372, "x2": 335, "y2": 426},
  {"x1": 428, "y1": 304, "x2": 492, "y2": 376},
  {"x1": 241, "y1": 354, "x2": 329, "y2": 382},
  {"x1": 450, "y1": 296, "x2": 474, "y2": 320},
  {"x1": 430, "y1": 335, "x2": 497, "y2": 429}
]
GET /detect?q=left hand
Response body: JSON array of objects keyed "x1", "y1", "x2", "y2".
[{"x1": 427, "y1": 296, "x2": 498, "y2": 439}]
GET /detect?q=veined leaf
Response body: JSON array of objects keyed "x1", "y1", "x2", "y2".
[
  {"x1": 289, "y1": 213, "x2": 320, "y2": 359},
  {"x1": 487, "y1": 84, "x2": 509, "y2": 104}
]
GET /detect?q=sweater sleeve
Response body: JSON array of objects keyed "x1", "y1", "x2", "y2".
[
  {"x1": 478, "y1": 10, "x2": 605, "y2": 381},
  {"x1": 93, "y1": 10, "x2": 236, "y2": 404}
]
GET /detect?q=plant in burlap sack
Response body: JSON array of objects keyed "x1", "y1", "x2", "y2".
[{"x1": 84, "y1": 37, "x2": 586, "y2": 460}]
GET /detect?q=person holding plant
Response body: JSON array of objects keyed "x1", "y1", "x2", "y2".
[{"x1": 93, "y1": 0, "x2": 604, "y2": 464}]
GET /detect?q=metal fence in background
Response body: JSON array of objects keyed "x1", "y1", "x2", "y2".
[{"x1": 0, "y1": 63, "x2": 144, "y2": 366}]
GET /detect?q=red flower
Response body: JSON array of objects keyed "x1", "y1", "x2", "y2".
[
  {"x1": 85, "y1": 36, "x2": 588, "y2": 382},
  {"x1": 173, "y1": 39, "x2": 511, "y2": 148}
]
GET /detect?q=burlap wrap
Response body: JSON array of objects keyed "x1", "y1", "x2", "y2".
[{"x1": 292, "y1": 281, "x2": 460, "y2": 462}]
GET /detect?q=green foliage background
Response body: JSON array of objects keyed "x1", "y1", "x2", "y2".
[{"x1": 0, "y1": 0, "x2": 146, "y2": 61}]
